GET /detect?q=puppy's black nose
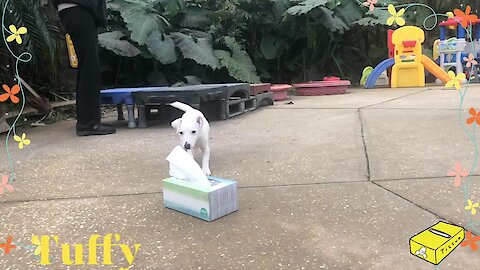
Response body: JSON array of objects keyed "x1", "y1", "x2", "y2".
[{"x1": 184, "y1": 142, "x2": 191, "y2": 150}]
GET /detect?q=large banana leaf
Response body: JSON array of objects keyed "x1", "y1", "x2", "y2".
[
  {"x1": 108, "y1": 0, "x2": 169, "y2": 45},
  {"x1": 170, "y1": 32, "x2": 219, "y2": 69},
  {"x1": 317, "y1": 7, "x2": 349, "y2": 33},
  {"x1": 354, "y1": 9, "x2": 392, "y2": 26},
  {"x1": 98, "y1": 31, "x2": 141, "y2": 57},
  {"x1": 145, "y1": 30, "x2": 177, "y2": 64},
  {"x1": 286, "y1": 0, "x2": 329, "y2": 16},
  {"x1": 214, "y1": 36, "x2": 260, "y2": 83}
]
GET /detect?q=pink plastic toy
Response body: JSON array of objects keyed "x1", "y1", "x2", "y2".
[
  {"x1": 270, "y1": 84, "x2": 291, "y2": 101},
  {"x1": 294, "y1": 77, "x2": 350, "y2": 96}
]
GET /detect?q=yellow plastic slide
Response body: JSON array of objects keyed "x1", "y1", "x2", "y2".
[{"x1": 421, "y1": 55, "x2": 450, "y2": 84}]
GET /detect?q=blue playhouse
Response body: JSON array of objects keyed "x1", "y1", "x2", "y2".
[{"x1": 436, "y1": 15, "x2": 480, "y2": 81}]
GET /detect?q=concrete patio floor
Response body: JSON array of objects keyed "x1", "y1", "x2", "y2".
[{"x1": 0, "y1": 85, "x2": 480, "y2": 269}]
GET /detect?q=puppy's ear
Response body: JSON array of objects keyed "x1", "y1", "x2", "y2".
[
  {"x1": 196, "y1": 116, "x2": 203, "y2": 127},
  {"x1": 171, "y1": 118, "x2": 182, "y2": 133}
]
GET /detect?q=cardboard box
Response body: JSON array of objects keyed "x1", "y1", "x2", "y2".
[
  {"x1": 163, "y1": 176, "x2": 238, "y2": 221},
  {"x1": 410, "y1": 221, "x2": 465, "y2": 265}
]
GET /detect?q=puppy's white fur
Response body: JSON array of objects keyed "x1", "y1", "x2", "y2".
[{"x1": 169, "y1": 101, "x2": 211, "y2": 175}]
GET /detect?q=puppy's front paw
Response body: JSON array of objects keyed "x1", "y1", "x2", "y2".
[{"x1": 203, "y1": 167, "x2": 211, "y2": 176}]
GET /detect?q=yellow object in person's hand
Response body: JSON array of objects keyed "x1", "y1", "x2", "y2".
[{"x1": 66, "y1": 34, "x2": 78, "y2": 68}]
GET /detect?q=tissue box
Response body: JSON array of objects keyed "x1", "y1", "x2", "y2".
[
  {"x1": 163, "y1": 176, "x2": 238, "y2": 221},
  {"x1": 409, "y1": 221, "x2": 465, "y2": 265}
]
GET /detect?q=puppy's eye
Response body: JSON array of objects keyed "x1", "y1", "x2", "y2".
[
  {"x1": 179, "y1": 132, "x2": 183, "y2": 135},
  {"x1": 192, "y1": 131, "x2": 196, "y2": 134}
]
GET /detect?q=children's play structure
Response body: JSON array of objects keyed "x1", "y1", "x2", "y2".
[
  {"x1": 365, "y1": 26, "x2": 450, "y2": 89},
  {"x1": 435, "y1": 16, "x2": 480, "y2": 82}
]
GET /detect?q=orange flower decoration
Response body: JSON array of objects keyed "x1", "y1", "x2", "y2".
[
  {"x1": 0, "y1": 236, "x2": 16, "y2": 254},
  {"x1": 447, "y1": 162, "x2": 469, "y2": 187},
  {"x1": 464, "y1": 53, "x2": 478, "y2": 68},
  {"x1": 0, "y1": 84, "x2": 20, "y2": 104},
  {"x1": 467, "y1": 108, "x2": 480, "y2": 125},
  {"x1": 461, "y1": 231, "x2": 480, "y2": 251},
  {"x1": 454, "y1": 5, "x2": 478, "y2": 29}
]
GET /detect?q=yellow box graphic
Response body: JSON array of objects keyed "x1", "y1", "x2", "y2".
[{"x1": 410, "y1": 221, "x2": 464, "y2": 265}]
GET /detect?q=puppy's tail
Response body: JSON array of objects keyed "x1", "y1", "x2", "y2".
[{"x1": 168, "y1": 101, "x2": 194, "y2": 112}]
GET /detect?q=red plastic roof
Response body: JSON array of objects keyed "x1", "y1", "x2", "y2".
[{"x1": 439, "y1": 16, "x2": 480, "y2": 26}]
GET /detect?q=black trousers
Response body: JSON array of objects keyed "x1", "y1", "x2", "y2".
[{"x1": 59, "y1": 7, "x2": 101, "y2": 129}]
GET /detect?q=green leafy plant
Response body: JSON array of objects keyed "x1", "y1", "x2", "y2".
[
  {"x1": 215, "y1": 36, "x2": 261, "y2": 83},
  {"x1": 101, "y1": 0, "x2": 263, "y2": 85},
  {"x1": 6, "y1": 0, "x2": 473, "y2": 94},
  {"x1": 0, "y1": 0, "x2": 64, "y2": 94}
]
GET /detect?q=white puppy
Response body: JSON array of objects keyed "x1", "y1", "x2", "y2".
[{"x1": 169, "y1": 101, "x2": 211, "y2": 175}]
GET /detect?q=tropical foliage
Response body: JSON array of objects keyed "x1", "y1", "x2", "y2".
[
  {"x1": 0, "y1": 0, "x2": 69, "y2": 96},
  {"x1": 1, "y1": 0, "x2": 479, "y2": 93}
]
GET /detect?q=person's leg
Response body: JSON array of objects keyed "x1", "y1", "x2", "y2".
[{"x1": 59, "y1": 7, "x2": 115, "y2": 136}]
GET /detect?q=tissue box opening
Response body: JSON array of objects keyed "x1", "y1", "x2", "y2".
[{"x1": 163, "y1": 176, "x2": 238, "y2": 221}]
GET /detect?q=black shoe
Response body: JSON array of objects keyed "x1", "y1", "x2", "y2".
[{"x1": 76, "y1": 123, "x2": 116, "y2": 136}]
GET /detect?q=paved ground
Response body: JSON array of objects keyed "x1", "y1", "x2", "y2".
[{"x1": 0, "y1": 85, "x2": 480, "y2": 269}]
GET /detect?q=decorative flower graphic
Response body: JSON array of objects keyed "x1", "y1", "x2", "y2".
[
  {"x1": 461, "y1": 231, "x2": 480, "y2": 251},
  {"x1": 447, "y1": 162, "x2": 469, "y2": 187},
  {"x1": 0, "y1": 236, "x2": 16, "y2": 254},
  {"x1": 464, "y1": 53, "x2": 478, "y2": 68},
  {"x1": 467, "y1": 108, "x2": 480, "y2": 126},
  {"x1": 0, "y1": 175, "x2": 13, "y2": 195},
  {"x1": 446, "y1": 11, "x2": 454, "y2": 18},
  {"x1": 362, "y1": 0, "x2": 377, "y2": 12},
  {"x1": 445, "y1": 71, "x2": 466, "y2": 90},
  {"x1": 6, "y1": 25, "x2": 27, "y2": 45},
  {"x1": 386, "y1": 4, "x2": 405, "y2": 26},
  {"x1": 465, "y1": 199, "x2": 479, "y2": 215},
  {"x1": 0, "y1": 84, "x2": 20, "y2": 104},
  {"x1": 454, "y1": 5, "x2": 478, "y2": 29},
  {"x1": 14, "y1": 133, "x2": 30, "y2": 150}
]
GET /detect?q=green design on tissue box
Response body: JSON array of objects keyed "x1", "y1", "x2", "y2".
[
  {"x1": 163, "y1": 178, "x2": 211, "y2": 201},
  {"x1": 163, "y1": 176, "x2": 238, "y2": 221}
]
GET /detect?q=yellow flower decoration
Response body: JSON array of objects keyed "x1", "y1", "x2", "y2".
[
  {"x1": 465, "y1": 199, "x2": 479, "y2": 215},
  {"x1": 445, "y1": 70, "x2": 466, "y2": 90},
  {"x1": 386, "y1": 4, "x2": 405, "y2": 26},
  {"x1": 31, "y1": 237, "x2": 41, "y2": 256},
  {"x1": 6, "y1": 25, "x2": 27, "y2": 45},
  {"x1": 446, "y1": 12, "x2": 454, "y2": 18},
  {"x1": 13, "y1": 133, "x2": 30, "y2": 150}
]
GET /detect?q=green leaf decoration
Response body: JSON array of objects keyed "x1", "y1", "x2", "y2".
[
  {"x1": 170, "y1": 32, "x2": 220, "y2": 69},
  {"x1": 145, "y1": 31, "x2": 178, "y2": 64},
  {"x1": 98, "y1": 31, "x2": 141, "y2": 57},
  {"x1": 214, "y1": 36, "x2": 261, "y2": 83}
]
